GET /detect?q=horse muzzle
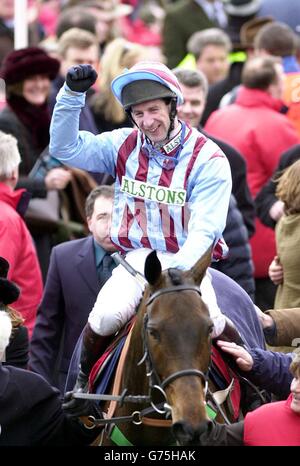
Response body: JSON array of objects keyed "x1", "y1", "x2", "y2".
[{"x1": 172, "y1": 419, "x2": 211, "y2": 446}]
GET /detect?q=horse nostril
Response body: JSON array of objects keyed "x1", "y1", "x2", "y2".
[
  {"x1": 172, "y1": 421, "x2": 195, "y2": 445},
  {"x1": 172, "y1": 420, "x2": 211, "y2": 446}
]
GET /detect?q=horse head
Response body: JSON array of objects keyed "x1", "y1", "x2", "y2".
[{"x1": 140, "y1": 247, "x2": 214, "y2": 445}]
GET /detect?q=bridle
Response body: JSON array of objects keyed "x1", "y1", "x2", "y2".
[
  {"x1": 139, "y1": 284, "x2": 209, "y2": 414},
  {"x1": 80, "y1": 283, "x2": 236, "y2": 430}
]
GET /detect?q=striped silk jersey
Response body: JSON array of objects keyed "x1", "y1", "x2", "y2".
[{"x1": 50, "y1": 84, "x2": 232, "y2": 270}]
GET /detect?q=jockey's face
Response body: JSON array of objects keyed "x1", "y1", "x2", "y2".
[
  {"x1": 87, "y1": 195, "x2": 117, "y2": 252},
  {"x1": 290, "y1": 375, "x2": 300, "y2": 414},
  {"x1": 131, "y1": 99, "x2": 178, "y2": 143}
]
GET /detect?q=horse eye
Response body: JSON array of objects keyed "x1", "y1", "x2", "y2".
[
  {"x1": 148, "y1": 327, "x2": 160, "y2": 341},
  {"x1": 208, "y1": 324, "x2": 214, "y2": 336}
]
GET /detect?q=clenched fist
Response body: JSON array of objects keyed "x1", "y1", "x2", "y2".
[{"x1": 66, "y1": 64, "x2": 98, "y2": 93}]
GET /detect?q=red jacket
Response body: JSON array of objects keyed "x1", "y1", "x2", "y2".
[
  {"x1": 205, "y1": 87, "x2": 300, "y2": 276},
  {"x1": 0, "y1": 183, "x2": 43, "y2": 338},
  {"x1": 244, "y1": 394, "x2": 300, "y2": 446}
]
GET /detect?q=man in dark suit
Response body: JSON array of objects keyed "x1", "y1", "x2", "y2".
[{"x1": 29, "y1": 185, "x2": 117, "y2": 393}]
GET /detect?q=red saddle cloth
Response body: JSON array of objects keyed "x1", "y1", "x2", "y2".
[{"x1": 211, "y1": 346, "x2": 241, "y2": 421}]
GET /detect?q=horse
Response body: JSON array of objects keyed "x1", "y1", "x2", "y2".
[
  {"x1": 92, "y1": 247, "x2": 261, "y2": 447},
  {"x1": 66, "y1": 248, "x2": 267, "y2": 446}
]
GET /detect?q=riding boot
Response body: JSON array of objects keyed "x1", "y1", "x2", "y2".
[
  {"x1": 63, "y1": 323, "x2": 111, "y2": 417},
  {"x1": 79, "y1": 322, "x2": 112, "y2": 384}
]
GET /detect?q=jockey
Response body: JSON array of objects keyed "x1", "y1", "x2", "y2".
[{"x1": 49, "y1": 61, "x2": 242, "y2": 413}]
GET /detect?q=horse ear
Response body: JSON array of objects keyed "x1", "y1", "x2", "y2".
[
  {"x1": 144, "y1": 251, "x2": 162, "y2": 286},
  {"x1": 190, "y1": 246, "x2": 212, "y2": 286}
]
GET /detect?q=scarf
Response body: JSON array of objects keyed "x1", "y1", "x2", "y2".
[{"x1": 7, "y1": 93, "x2": 50, "y2": 151}]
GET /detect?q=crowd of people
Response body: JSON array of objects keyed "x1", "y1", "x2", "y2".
[{"x1": 0, "y1": 0, "x2": 300, "y2": 447}]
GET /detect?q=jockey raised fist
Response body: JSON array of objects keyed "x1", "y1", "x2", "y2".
[{"x1": 66, "y1": 64, "x2": 98, "y2": 93}]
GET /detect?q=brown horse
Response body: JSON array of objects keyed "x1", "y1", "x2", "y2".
[{"x1": 98, "y1": 247, "x2": 222, "y2": 446}]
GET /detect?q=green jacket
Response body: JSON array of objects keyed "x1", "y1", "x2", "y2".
[{"x1": 163, "y1": 0, "x2": 215, "y2": 69}]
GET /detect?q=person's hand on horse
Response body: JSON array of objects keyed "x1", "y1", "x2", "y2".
[
  {"x1": 66, "y1": 64, "x2": 98, "y2": 93},
  {"x1": 63, "y1": 390, "x2": 95, "y2": 418},
  {"x1": 216, "y1": 340, "x2": 254, "y2": 372}
]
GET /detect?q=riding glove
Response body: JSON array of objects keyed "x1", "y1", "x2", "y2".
[{"x1": 66, "y1": 64, "x2": 98, "y2": 93}]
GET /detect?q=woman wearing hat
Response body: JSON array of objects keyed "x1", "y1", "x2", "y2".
[
  {"x1": 0, "y1": 47, "x2": 72, "y2": 279},
  {"x1": 0, "y1": 46, "x2": 71, "y2": 198}
]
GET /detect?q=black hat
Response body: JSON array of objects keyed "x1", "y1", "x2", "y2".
[
  {"x1": 0, "y1": 257, "x2": 20, "y2": 306},
  {"x1": 222, "y1": 0, "x2": 261, "y2": 17}
]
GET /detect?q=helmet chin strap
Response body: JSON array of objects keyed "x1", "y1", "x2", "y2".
[
  {"x1": 143, "y1": 121, "x2": 186, "y2": 171},
  {"x1": 167, "y1": 98, "x2": 178, "y2": 140}
]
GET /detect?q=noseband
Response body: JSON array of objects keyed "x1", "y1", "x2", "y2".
[{"x1": 140, "y1": 285, "x2": 209, "y2": 413}]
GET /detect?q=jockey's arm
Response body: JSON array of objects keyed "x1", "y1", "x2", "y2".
[{"x1": 49, "y1": 83, "x2": 121, "y2": 176}]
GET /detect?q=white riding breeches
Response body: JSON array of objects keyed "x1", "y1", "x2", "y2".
[{"x1": 88, "y1": 248, "x2": 226, "y2": 338}]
